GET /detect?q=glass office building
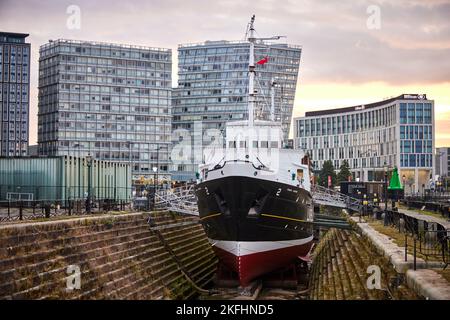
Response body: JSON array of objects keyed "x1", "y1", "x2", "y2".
[
  {"x1": 38, "y1": 39, "x2": 172, "y2": 185},
  {"x1": 0, "y1": 32, "x2": 30, "y2": 156},
  {"x1": 294, "y1": 94, "x2": 435, "y2": 194},
  {"x1": 436, "y1": 147, "x2": 450, "y2": 177},
  {"x1": 172, "y1": 40, "x2": 302, "y2": 181}
]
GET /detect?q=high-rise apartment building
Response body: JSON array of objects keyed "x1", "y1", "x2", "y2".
[
  {"x1": 172, "y1": 40, "x2": 301, "y2": 181},
  {"x1": 293, "y1": 94, "x2": 435, "y2": 194},
  {"x1": 38, "y1": 39, "x2": 172, "y2": 185},
  {"x1": 0, "y1": 32, "x2": 30, "y2": 156},
  {"x1": 436, "y1": 147, "x2": 450, "y2": 177}
]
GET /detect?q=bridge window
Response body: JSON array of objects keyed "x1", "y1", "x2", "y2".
[
  {"x1": 228, "y1": 141, "x2": 236, "y2": 148},
  {"x1": 297, "y1": 169, "x2": 304, "y2": 182},
  {"x1": 270, "y1": 141, "x2": 278, "y2": 148},
  {"x1": 261, "y1": 141, "x2": 268, "y2": 148}
]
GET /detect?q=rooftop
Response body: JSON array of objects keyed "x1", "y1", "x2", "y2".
[
  {"x1": 179, "y1": 39, "x2": 302, "y2": 50},
  {"x1": 303, "y1": 94, "x2": 431, "y2": 117},
  {"x1": 0, "y1": 32, "x2": 29, "y2": 43},
  {"x1": 40, "y1": 39, "x2": 171, "y2": 53}
]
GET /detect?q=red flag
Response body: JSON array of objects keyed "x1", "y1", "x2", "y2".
[{"x1": 256, "y1": 56, "x2": 269, "y2": 65}]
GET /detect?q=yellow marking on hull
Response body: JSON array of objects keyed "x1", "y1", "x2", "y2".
[
  {"x1": 261, "y1": 213, "x2": 306, "y2": 223},
  {"x1": 200, "y1": 213, "x2": 222, "y2": 220}
]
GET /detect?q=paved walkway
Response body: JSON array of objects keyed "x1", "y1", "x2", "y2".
[
  {"x1": 397, "y1": 207, "x2": 450, "y2": 230},
  {"x1": 379, "y1": 202, "x2": 450, "y2": 229}
]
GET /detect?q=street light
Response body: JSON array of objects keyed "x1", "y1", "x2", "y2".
[
  {"x1": 152, "y1": 165, "x2": 158, "y2": 211},
  {"x1": 86, "y1": 153, "x2": 93, "y2": 214},
  {"x1": 402, "y1": 174, "x2": 406, "y2": 195},
  {"x1": 127, "y1": 141, "x2": 135, "y2": 193},
  {"x1": 383, "y1": 162, "x2": 388, "y2": 225}
]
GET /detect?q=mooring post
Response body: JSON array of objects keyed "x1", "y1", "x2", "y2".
[
  {"x1": 405, "y1": 234, "x2": 408, "y2": 262},
  {"x1": 413, "y1": 237, "x2": 417, "y2": 270},
  {"x1": 19, "y1": 201, "x2": 23, "y2": 221}
]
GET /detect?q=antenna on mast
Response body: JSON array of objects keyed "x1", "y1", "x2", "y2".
[
  {"x1": 270, "y1": 78, "x2": 277, "y2": 122},
  {"x1": 247, "y1": 15, "x2": 256, "y2": 126},
  {"x1": 246, "y1": 15, "x2": 284, "y2": 126}
]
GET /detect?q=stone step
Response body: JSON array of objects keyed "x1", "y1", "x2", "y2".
[
  {"x1": 74, "y1": 252, "x2": 178, "y2": 300},
  {"x1": 0, "y1": 214, "x2": 147, "y2": 248},
  {"x1": 158, "y1": 252, "x2": 217, "y2": 299},
  {"x1": 0, "y1": 223, "x2": 151, "y2": 263},
  {"x1": 157, "y1": 223, "x2": 202, "y2": 239},
  {"x1": 0, "y1": 209, "x2": 214, "y2": 300},
  {"x1": 0, "y1": 230, "x2": 160, "y2": 288},
  {"x1": 177, "y1": 255, "x2": 218, "y2": 299},
  {"x1": 170, "y1": 234, "x2": 210, "y2": 255},
  {"x1": 7, "y1": 242, "x2": 170, "y2": 299},
  {"x1": 71, "y1": 251, "x2": 176, "y2": 299},
  {"x1": 161, "y1": 225, "x2": 204, "y2": 243}
]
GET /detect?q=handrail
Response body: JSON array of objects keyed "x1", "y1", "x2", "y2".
[{"x1": 147, "y1": 215, "x2": 217, "y2": 295}]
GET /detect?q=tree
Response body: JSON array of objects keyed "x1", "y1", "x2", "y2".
[
  {"x1": 318, "y1": 160, "x2": 337, "y2": 188},
  {"x1": 337, "y1": 160, "x2": 352, "y2": 184}
]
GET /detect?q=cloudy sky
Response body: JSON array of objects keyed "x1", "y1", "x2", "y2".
[{"x1": 1, "y1": 0, "x2": 449, "y2": 146}]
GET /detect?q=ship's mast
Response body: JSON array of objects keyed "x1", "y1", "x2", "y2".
[
  {"x1": 246, "y1": 15, "x2": 284, "y2": 125},
  {"x1": 270, "y1": 78, "x2": 276, "y2": 121},
  {"x1": 247, "y1": 15, "x2": 256, "y2": 126}
]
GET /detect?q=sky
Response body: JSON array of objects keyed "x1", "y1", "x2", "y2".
[{"x1": 1, "y1": 0, "x2": 449, "y2": 146}]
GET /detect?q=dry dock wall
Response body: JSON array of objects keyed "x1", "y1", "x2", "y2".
[
  {"x1": 0, "y1": 211, "x2": 217, "y2": 299},
  {"x1": 309, "y1": 228, "x2": 419, "y2": 300}
]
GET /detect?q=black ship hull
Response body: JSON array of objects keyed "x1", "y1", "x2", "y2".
[{"x1": 195, "y1": 175, "x2": 313, "y2": 286}]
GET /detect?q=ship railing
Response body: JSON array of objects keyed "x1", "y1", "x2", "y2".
[
  {"x1": 311, "y1": 184, "x2": 362, "y2": 211},
  {"x1": 154, "y1": 184, "x2": 199, "y2": 216}
]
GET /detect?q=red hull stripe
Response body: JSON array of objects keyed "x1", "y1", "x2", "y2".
[
  {"x1": 209, "y1": 237, "x2": 313, "y2": 256},
  {"x1": 212, "y1": 239, "x2": 313, "y2": 286}
]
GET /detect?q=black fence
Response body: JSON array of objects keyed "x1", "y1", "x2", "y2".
[
  {"x1": 401, "y1": 197, "x2": 450, "y2": 220},
  {"x1": 0, "y1": 185, "x2": 132, "y2": 203},
  {"x1": 363, "y1": 207, "x2": 449, "y2": 269},
  {"x1": 0, "y1": 198, "x2": 135, "y2": 222},
  {"x1": 401, "y1": 230, "x2": 449, "y2": 270}
]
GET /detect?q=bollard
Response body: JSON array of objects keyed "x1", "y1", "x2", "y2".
[
  {"x1": 45, "y1": 205, "x2": 51, "y2": 219},
  {"x1": 405, "y1": 234, "x2": 408, "y2": 262},
  {"x1": 19, "y1": 201, "x2": 23, "y2": 221},
  {"x1": 413, "y1": 237, "x2": 417, "y2": 270}
]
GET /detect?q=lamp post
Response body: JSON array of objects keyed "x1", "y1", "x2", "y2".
[
  {"x1": 152, "y1": 166, "x2": 158, "y2": 211},
  {"x1": 127, "y1": 141, "x2": 134, "y2": 194},
  {"x1": 383, "y1": 162, "x2": 388, "y2": 225},
  {"x1": 402, "y1": 174, "x2": 406, "y2": 196},
  {"x1": 86, "y1": 154, "x2": 93, "y2": 214}
]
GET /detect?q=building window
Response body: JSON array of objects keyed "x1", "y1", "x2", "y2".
[
  {"x1": 409, "y1": 154, "x2": 416, "y2": 167},
  {"x1": 400, "y1": 103, "x2": 407, "y2": 124},
  {"x1": 424, "y1": 103, "x2": 432, "y2": 124},
  {"x1": 407, "y1": 103, "x2": 415, "y2": 123}
]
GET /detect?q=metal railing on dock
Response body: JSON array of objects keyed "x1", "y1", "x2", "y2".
[
  {"x1": 363, "y1": 207, "x2": 450, "y2": 269},
  {"x1": 154, "y1": 184, "x2": 199, "y2": 216}
]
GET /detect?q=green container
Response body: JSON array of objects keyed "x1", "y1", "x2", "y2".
[{"x1": 0, "y1": 156, "x2": 131, "y2": 202}]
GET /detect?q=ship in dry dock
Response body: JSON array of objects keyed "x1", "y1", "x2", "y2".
[{"x1": 195, "y1": 15, "x2": 314, "y2": 286}]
